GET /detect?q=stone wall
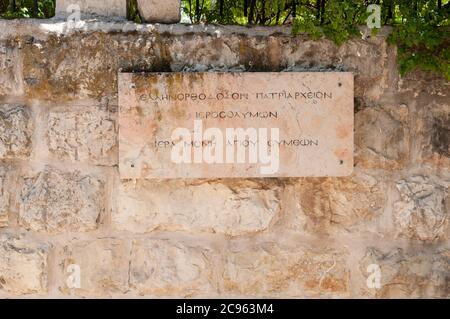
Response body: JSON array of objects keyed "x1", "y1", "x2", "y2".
[{"x1": 0, "y1": 19, "x2": 448, "y2": 298}]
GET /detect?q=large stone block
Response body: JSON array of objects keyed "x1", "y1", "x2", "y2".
[
  {"x1": 48, "y1": 107, "x2": 118, "y2": 166},
  {"x1": 129, "y1": 239, "x2": 217, "y2": 296},
  {"x1": 359, "y1": 247, "x2": 449, "y2": 298},
  {"x1": 114, "y1": 180, "x2": 280, "y2": 236},
  {"x1": 19, "y1": 168, "x2": 105, "y2": 233},
  {"x1": 394, "y1": 175, "x2": 449, "y2": 242},
  {"x1": 60, "y1": 238, "x2": 131, "y2": 296},
  {"x1": 22, "y1": 33, "x2": 166, "y2": 101},
  {"x1": 222, "y1": 242, "x2": 349, "y2": 297},
  {"x1": 0, "y1": 104, "x2": 33, "y2": 159},
  {"x1": 55, "y1": 0, "x2": 127, "y2": 18},
  {"x1": 413, "y1": 101, "x2": 449, "y2": 168},
  {"x1": 355, "y1": 105, "x2": 409, "y2": 169},
  {"x1": 137, "y1": 0, "x2": 181, "y2": 23},
  {"x1": 0, "y1": 41, "x2": 22, "y2": 96},
  {"x1": 294, "y1": 173, "x2": 386, "y2": 235},
  {"x1": 281, "y1": 37, "x2": 389, "y2": 105},
  {"x1": 0, "y1": 233, "x2": 49, "y2": 295}
]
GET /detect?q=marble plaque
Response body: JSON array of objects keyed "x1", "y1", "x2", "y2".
[{"x1": 119, "y1": 72, "x2": 354, "y2": 178}]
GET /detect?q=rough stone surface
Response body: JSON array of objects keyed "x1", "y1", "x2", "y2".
[
  {"x1": 137, "y1": 0, "x2": 181, "y2": 23},
  {"x1": 0, "y1": 41, "x2": 22, "y2": 96},
  {"x1": 294, "y1": 173, "x2": 385, "y2": 235},
  {"x1": 0, "y1": 165, "x2": 9, "y2": 227},
  {"x1": 55, "y1": 0, "x2": 127, "y2": 18},
  {"x1": 129, "y1": 239, "x2": 216, "y2": 297},
  {"x1": 115, "y1": 180, "x2": 280, "y2": 236},
  {"x1": 223, "y1": 242, "x2": 349, "y2": 297},
  {"x1": 0, "y1": 104, "x2": 32, "y2": 159},
  {"x1": 48, "y1": 107, "x2": 118, "y2": 166},
  {"x1": 394, "y1": 175, "x2": 449, "y2": 242},
  {"x1": 355, "y1": 105, "x2": 409, "y2": 169},
  {"x1": 60, "y1": 238, "x2": 130, "y2": 296},
  {"x1": 19, "y1": 168, "x2": 105, "y2": 233},
  {"x1": 414, "y1": 101, "x2": 450, "y2": 168},
  {"x1": 360, "y1": 247, "x2": 449, "y2": 298},
  {"x1": 14, "y1": 23, "x2": 389, "y2": 107},
  {"x1": 0, "y1": 20, "x2": 448, "y2": 298},
  {"x1": 0, "y1": 233, "x2": 49, "y2": 295}
]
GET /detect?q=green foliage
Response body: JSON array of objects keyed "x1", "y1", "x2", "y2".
[
  {"x1": 127, "y1": 0, "x2": 142, "y2": 23},
  {"x1": 388, "y1": 0, "x2": 449, "y2": 80},
  {"x1": 0, "y1": 0, "x2": 54, "y2": 18}
]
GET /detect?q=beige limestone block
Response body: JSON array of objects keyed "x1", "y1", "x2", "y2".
[
  {"x1": 0, "y1": 104, "x2": 32, "y2": 159},
  {"x1": 355, "y1": 104, "x2": 410, "y2": 169},
  {"x1": 222, "y1": 242, "x2": 350, "y2": 297},
  {"x1": 19, "y1": 167, "x2": 105, "y2": 233},
  {"x1": 295, "y1": 173, "x2": 386, "y2": 235},
  {"x1": 60, "y1": 238, "x2": 131, "y2": 296},
  {"x1": 114, "y1": 180, "x2": 280, "y2": 235},
  {"x1": 0, "y1": 41, "x2": 22, "y2": 96},
  {"x1": 394, "y1": 175, "x2": 449, "y2": 242},
  {"x1": 48, "y1": 108, "x2": 118, "y2": 166},
  {"x1": 359, "y1": 247, "x2": 450, "y2": 298},
  {"x1": 0, "y1": 233, "x2": 49, "y2": 295},
  {"x1": 129, "y1": 239, "x2": 216, "y2": 297}
]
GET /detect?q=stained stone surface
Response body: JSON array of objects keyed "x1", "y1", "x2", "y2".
[
  {"x1": 47, "y1": 108, "x2": 118, "y2": 166},
  {"x1": 19, "y1": 168, "x2": 105, "y2": 233},
  {"x1": 0, "y1": 41, "x2": 22, "y2": 96},
  {"x1": 222, "y1": 243, "x2": 350, "y2": 297},
  {"x1": 0, "y1": 104, "x2": 32, "y2": 159},
  {"x1": 0, "y1": 233, "x2": 49, "y2": 295},
  {"x1": 394, "y1": 175, "x2": 449, "y2": 242},
  {"x1": 119, "y1": 72, "x2": 354, "y2": 178},
  {"x1": 0, "y1": 20, "x2": 448, "y2": 298}
]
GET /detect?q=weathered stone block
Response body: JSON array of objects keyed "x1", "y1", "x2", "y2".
[
  {"x1": 48, "y1": 108, "x2": 118, "y2": 166},
  {"x1": 56, "y1": 0, "x2": 127, "y2": 18},
  {"x1": 60, "y1": 238, "x2": 131, "y2": 296},
  {"x1": 282, "y1": 37, "x2": 389, "y2": 104},
  {"x1": 0, "y1": 233, "x2": 49, "y2": 295},
  {"x1": 414, "y1": 101, "x2": 449, "y2": 168},
  {"x1": 355, "y1": 105, "x2": 409, "y2": 169},
  {"x1": 359, "y1": 247, "x2": 449, "y2": 298},
  {"x1": 295, "y1": 173, "x2": 386, "y2": 235},
  {"x1": 22, "y1": 33, "x2": 164, "y2": 101},
  {"x1": 0, "y1": 164, "x2": 10, "y2": 227},
  {"x1": 0, "y1": 104, "x2": 32, "y2": 159},
  {"x1": 19, "y1": 168, "x2": 105, "y2": 233},
  {"x1": 394, "y1": 175, "x2": 449, "y2": 242},
  {"x1": 398, "y1": 69, "x2": 448, "y2": 98},
  {"x1": 137, "y1": 0, "x2": 181, "y2": 23},
  {"x1": 129, "y1": 239, "x2": 216, "y2": 297},
  {"x1": 114, "y1": 180, "x2": 280, "y2": 236},
  {"x1": 223, "y1": 243, "x2": 349, "y2": 297},
  {"x1": 0, "y1": 41, "x2": 22, "y2": 96}
]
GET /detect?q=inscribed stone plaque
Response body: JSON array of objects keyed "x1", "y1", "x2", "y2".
[{"x1": 119, "y1": 72, "x2": 353, "y2": 178}]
